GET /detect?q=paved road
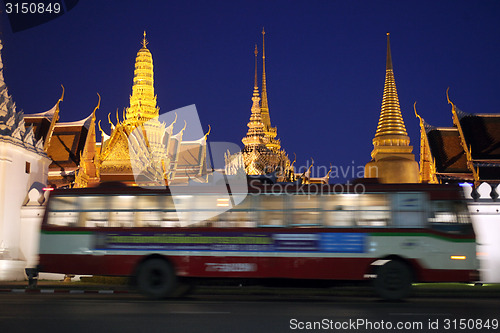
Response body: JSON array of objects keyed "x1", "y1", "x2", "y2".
[{"x1": 1, "y1": 291, "x2": 499, "y2": 333}]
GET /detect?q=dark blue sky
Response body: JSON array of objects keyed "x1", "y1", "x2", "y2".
[{"x1": 1, "y1": 1, "x2": 499, "y2": 181}]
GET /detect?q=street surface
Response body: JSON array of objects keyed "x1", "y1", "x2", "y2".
[{"x1": 0, "y1": 287, "x2": 499, "y2": 333}]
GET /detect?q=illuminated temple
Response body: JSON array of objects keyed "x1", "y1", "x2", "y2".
[
  {"x1": 25, "y1": 33, "x2": 209, "y2": 188},
  {"x1": 364, "y1": 33, "x2": 419, "y2": 183},
  {"x1": 230, "y1": 29, "x2": 294, "y2": 182}
]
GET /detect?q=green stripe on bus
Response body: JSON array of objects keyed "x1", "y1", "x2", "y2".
[
  {"x1": 41, "y1": 230, "x2": 93, "y2": 235},
  {"x1": 370, "y1": 232, "x2": 474, "y2": 242}
]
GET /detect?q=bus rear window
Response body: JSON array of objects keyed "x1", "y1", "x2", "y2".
[
  {"x1": 46, "y1": 196, "x2": 79, "y2": 226},
  {"x1": 428, "y1": 200, "x2": 473, "y2": 234}
]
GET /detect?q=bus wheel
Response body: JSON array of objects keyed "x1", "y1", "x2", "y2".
[
  {"x1": 373, "y1": 260, "x2": 412, "y2": 301},
  {"x1": 136, "y1": 259, "x2": 177, "y2": 299}
]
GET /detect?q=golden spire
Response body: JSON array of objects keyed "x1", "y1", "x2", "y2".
[
  {"x1": 242, "y1": 46, "x2": 266, "y2": 149},
  {"x1": 365, "y1": 33, "x2": 418, "y2": 184},
  {"x1": 258, "y1": 28, "x2": 281, "y2": 153},
  {"x1": 261, "y1": 27, "x2": 269, "y2": 124},
  {"x1": 414, "y1": 102, "x2": 438, "y2": 184},
  {"x1": 372, "y1": 32, "x2": 410, "y2": 148},
  {"x1": 125, "y1": 32, "x2": 159, "y2": 124},
  {"x1": 254, "y1": 44, "x2": 259, "y2": 97}
]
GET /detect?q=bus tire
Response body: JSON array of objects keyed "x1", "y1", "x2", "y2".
[
  {"x1": 136, "y1": 258, "x2": 177, "y2": 299},
  {"x1": 373, "y1": 260, "x2": 412, "y2": 301}
]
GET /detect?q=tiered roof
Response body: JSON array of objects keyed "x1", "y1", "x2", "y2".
[{"x1": 422, "y1": 94, "x2": 500, "y2": 184}]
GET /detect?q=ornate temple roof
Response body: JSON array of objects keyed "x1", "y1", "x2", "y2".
[
  {"x1": 85, "y1": 33, "x2": 208, "y2": 187},
  {"x1": 426, "y1": 126, "x2": 468, "y2": 174},
  {"x1": 457, "y1": 111, "x2": 500, "y2": 160},
  {"x1": 425, "y1": 110, "x2": 500, "y2": 183},
  {"x1": 46, "y1": 113, "x2": 91, "y2": 171}
]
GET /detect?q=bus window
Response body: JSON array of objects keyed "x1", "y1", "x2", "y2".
[
  {"x1": 46, "y1": 196, "x2": 78, "y2": 226},
  {"x1": 323, "y1": 194, "x2": 356, "y2": 227},
  {"x1": 290, "y1": 195, "x2": 321, "y2": 226},
  {"x1": 171, "y1": 195, "x2": 193, "y2": 227},
  {"x1": 217, "y1": 195, "x2": 256, "y2": 227},
  {"x1": 428, "y1": 200, "x2": 473, "y2": 234},
  {"x1": 392, "y1": 192, "x2": 426, "y2": 227},
  {"x1": 191, "y1": 195, "x2": 230, "y2": 227},
  {"x1": 77, "y1": 196, "x2": 110, "y2": 227},
  {"x1": 429, "y1": 201, "x2": 458, "y2": 223},
  {"x1": 161, "y1": 195, "x2": 179, "y2": 227},
  {"x1": 258, "y1": 195, "x2": 285, "y2": 226},
  {"x1": 136, "y1": 196, "x2": 162, "y2": 227},
  {"x1": 109, "y1": 195, "x2": 136, "y2": 227},
  {"x1": 454, "y1": 201, "x2": 472, "y2": 224},
  {"x1": 358, "y1": 194, "x2": 390, "y2": 227},
  {"x1": 48, "y1": 196, "x2": 77, "y2": 211}
]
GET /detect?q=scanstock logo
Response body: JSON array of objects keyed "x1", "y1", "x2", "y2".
[{"x1": 127, "y1": 104, "x2": 248, "y2": 225}]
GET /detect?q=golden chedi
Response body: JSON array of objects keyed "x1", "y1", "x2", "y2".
[{"x1": 365, "y1": 33, "x2": 419, "y2": 183}]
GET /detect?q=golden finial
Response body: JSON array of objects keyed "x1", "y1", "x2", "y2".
[
  {"x1": 204, "y1": 124, "x2": 211, "y2": 140},
  {"x1": 254, "y1": 44, "x2": 258, "y2": 90},
  {"x1": 446, "y1": 87, "x2": 453, "y2": 105},
  {"x1": 414, "y1": 101, "x2": 421, "y2": 121},
  {"x1": 326, "y1": 163, "x2": 333, "y2": 178},
  {"x1": 59, "y1": 84, "x2": 65, "y2": 103},
  {"x1": 142, "y1": 31, "x2": 148, "y2": 48},
  {"x1": 93, "y1": 92, "x2": 101, "y2": 115}
]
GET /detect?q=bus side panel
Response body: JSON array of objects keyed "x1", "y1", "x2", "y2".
[
  {"x1": 38, "y1": 254, "x2": 143, "y2": 276},
  {"x1": 169, "y1": 255, "x2": 374, "y2": 280}
]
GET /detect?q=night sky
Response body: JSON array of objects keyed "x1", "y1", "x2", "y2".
[{"x1": 1, "y1": 1, "x2": 499, "y2": 182}]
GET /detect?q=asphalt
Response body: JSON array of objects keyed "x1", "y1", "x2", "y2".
[{"x1": 0, "y1": 278, "x2": 499, "y2": 299}]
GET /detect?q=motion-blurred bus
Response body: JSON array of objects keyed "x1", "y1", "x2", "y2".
[{"x1": 36, "y1": 182, "x2": 478, "y2": 300}]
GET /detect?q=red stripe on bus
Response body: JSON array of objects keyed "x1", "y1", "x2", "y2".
[{"x1": 39, "y1": 254, "x2": 476, "y2": 283}]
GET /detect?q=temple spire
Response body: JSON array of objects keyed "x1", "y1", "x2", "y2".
[
  {"x1": 373, "y1": 32, "x2": 409, "y2": 146},
  {"x1": 125, "y1": 32, "x2": 158, "y2": 123},
  {"x1": 242, "y1": 47, "x2": 267, "y2": 160},
  {"x1": 261, "y1": 27, "x2": 269, "y2": 115},
  {"x1": 364, "y1": 33, "x2": 419, "y2": 183},
  {"x1": 258, "y1": 28, "x2": 281, "y2": 153}
]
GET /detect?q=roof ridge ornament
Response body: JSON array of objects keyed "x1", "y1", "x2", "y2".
[{"x1": 446, "y1": 87, "x2": 453, "y2": 106}]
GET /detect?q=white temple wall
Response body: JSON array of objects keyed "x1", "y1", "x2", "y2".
[
  {"x1": 0, "y1": 141, "x2": 50, "y2": 280},
  {"x1": 463, "y1": 183, "x2": 500, "y2": 283}
]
